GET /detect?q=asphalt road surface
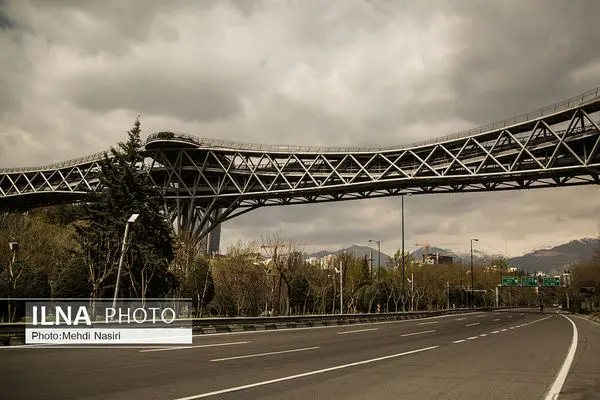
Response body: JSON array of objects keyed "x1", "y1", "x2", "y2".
[{"x1": 1, "y1": 309, "x2": 599, "y2": 400}]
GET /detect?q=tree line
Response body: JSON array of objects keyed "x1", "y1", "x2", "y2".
[{"x1": 1, "y1": 120, "x2": 599, "y2": 321}]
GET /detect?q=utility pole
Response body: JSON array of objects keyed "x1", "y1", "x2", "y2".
[
  {"x1": 8, "y1": 241, "x2": 19, "y2": 322},
  {"x1": 401, "y1": 194, "x2": 405, "y2": 312},
  {"x1": 470, "y1": 238, "x2": 478, "y2": 308},
  {"x1": 339, "y1": 260, "x2": 343, "y2": 315},
  {"x1": 411, "y1": 273, "x2": 414, "y2": 311},
  {"x1": 563, "y1": 271, "x2": 571, "y2": 310}
]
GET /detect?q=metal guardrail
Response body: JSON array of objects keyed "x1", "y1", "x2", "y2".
[{"x1": 0, "y1": 307, "x2": 510, "y2": 343}]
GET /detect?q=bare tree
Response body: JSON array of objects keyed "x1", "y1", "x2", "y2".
[{"x1": 260, "y1": 231, "x2": 303, "y2": 315}]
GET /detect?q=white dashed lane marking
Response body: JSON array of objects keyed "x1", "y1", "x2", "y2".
[{"x1": 449, "y1": 316, "x2": 552, "y2": 345}]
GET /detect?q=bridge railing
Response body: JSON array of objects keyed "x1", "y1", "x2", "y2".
[
  {"x1": 408, "y1": 87, "x2": 600, "y2": 148},
  {"x1": 146, "y1": 87, "x2": 600, "y2": 154},
  {"x1": 2, "y1": 88, "x2": 598, "y2": 174},
  {"x1": 0, "y1": 150, "x2": 109, "y2": 174}
]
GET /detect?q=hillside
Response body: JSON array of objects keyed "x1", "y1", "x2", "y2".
[
  {"x1": 507, "y1": 238, "x2": 599, "y2": 274},
  {"x1": 306, "y1": 238, "x2": 599, "y2": 273}
]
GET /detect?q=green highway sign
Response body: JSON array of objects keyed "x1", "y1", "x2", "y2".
[
  {"x1": 502, "y1": 276, "x2": 519, "y2": 286},
  {"x1": 521, "y1": 277, "x2": 537, "y2": 287},
  {"x1": 543, "y1": 277, "x2": 561, "y2": 287}
]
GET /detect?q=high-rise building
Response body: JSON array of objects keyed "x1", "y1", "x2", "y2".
[{"x1": 207, "y1": 223, "x2": 221, "y2": 255}]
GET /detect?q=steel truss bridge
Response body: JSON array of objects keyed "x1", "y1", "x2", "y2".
[{"x1": 1, "y1": 87, "x2": 600, "y2": 252}]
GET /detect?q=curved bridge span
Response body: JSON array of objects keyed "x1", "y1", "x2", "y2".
[{"x1": 1, "y1": 87, "x2": 600, "y2": 245}]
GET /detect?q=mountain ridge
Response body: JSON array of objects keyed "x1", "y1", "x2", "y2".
[{"x1": 305, "y1": 238, "x2": 599, "y2": 273}]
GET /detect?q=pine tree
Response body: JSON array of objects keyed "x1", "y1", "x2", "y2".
[{"x1": 76, "y1": 118, "x2": 177, "y2": 301}]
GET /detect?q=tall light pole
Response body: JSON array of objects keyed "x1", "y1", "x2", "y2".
[
  {"x1": 335, "y1": 260, "x2": 343, "y2": 315},
  {"x1": 400, "y1": 193, "x2": 412, "y2": 311},
  {"x1": 563, "y1": 270, "x2": 571, "y2": 310},
  {"x1": 369, "y1": 239, "x2": 381, "y2": 281},
  {"x1": 113, "y1": 213, "x2": 139, "y2": 309},
  {"x1": 401, "y1": 194, "x2": 405, "y2": 311},
  {"x1": 470, "y1": 238, "x2": 479, "y2": 308},
  {"x1": 8, "y1": 241, "x2": 19, "y2": 322}
]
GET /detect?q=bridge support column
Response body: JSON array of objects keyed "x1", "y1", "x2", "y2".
[{"x1": 165, "y1": 201, "x2": 222, "y2": 255}]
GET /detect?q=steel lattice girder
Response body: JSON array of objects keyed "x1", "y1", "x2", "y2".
[
  {"x1": 144, "y1": 108, "x2": 600, "y2": 202},
  {"x1": 1, "y1": 88, "x2": 600, "y2": 241}
]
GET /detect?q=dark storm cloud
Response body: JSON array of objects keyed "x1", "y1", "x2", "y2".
[
  {"x1": 0, "y1": 2, "x2": 15, "y2": 30},
  {"x1": 70, "y1": 72, "x2": 246, "y2": 123},
  {"x1": 446, "y1": 0, "x2": 600, "y2": 125},
  {"x1": 1, "y1": 0, "x2": 599, "y2": 255}
]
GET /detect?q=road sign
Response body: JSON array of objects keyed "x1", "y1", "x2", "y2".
[
  {"x1": 580, "y1": 287, "x2": 596, "y2": 298},
  {"x1": 521, "y1": 277, "x2": 537, "y2": 287},
  {"x1": 502, "y1": 276, "x2": 519, "y2": 286},
  {"x1": 543, "y1": 277, "x2": 561, "y2": 287}
]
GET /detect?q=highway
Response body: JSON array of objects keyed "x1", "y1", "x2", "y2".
[{"x1": 1, "y1": 310, "x2": 599, "y2": 400}]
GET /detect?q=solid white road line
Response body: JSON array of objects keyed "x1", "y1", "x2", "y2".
[
  {"x1": 210, "y1": 347, "x2": 320, "y2": 362},
  {"x1": 465, "y1": 323, "x2": 480, "y2": 327},
  {"x1": 139, "y1": 341, "x2": 250, "y2": 353},
  {"x1": 400, "y1": 330, "x2": 436, "y2": 337},
  {"x1": 337, "y1": 328, "x2": 378, "y2": 335},
  {"x1": 418, "y1": 321, "x2": 439, "y2": 325},
  {"x1": 172, "y1": 345, "x2": 440, "y2": 399},
  {"x1": 544, "y1": 315, "x2": 578, "y2": 400},
  {"x1": 452, "y1": 340, "x2": 466, "y2": 344}
]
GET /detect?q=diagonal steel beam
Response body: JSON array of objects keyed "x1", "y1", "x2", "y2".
[
  {"x1": 544, "y1": 113, "x2": 585, "y2": 168},
  {"x1": 440, "y1": 140, "x2": 474, "y2": 176},
  {"x1": 409, "y1": 147, "x2": 441, "y2": 177},
  {"x1": 472, "y1": 138, "x2": 508, "y2": 173}
]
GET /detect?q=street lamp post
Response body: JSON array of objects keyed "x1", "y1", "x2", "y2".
[
  {"x1": 470, "y1": 238, "x2": 479, "y2": 308},
  {"x1": 369, "y1": 239, "x2": 381, "y2": 281},
  {"x1": 401, "y1": 194, "x2": 405, "y2": 311},
  {"x1": 113, "y1": 213, "x2": 140, "y2": 309},
  {"x1": 7, "y1": 241, "x2": 19, "y2": 321},
  {"x1": 336, "y1": 260, "x2": 343, "y2": 315},
  {"x1": 563, "y1": 271, "x2": 571, "y2": 310}
]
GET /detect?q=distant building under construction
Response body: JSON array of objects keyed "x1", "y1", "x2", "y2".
[{"x1": 422, "y1": 253, "x2": 454, "y2": 265}]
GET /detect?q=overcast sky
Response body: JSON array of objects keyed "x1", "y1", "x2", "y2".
[{"x1": 1, "y1": 0, "x2": 599, "y2": 257}]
